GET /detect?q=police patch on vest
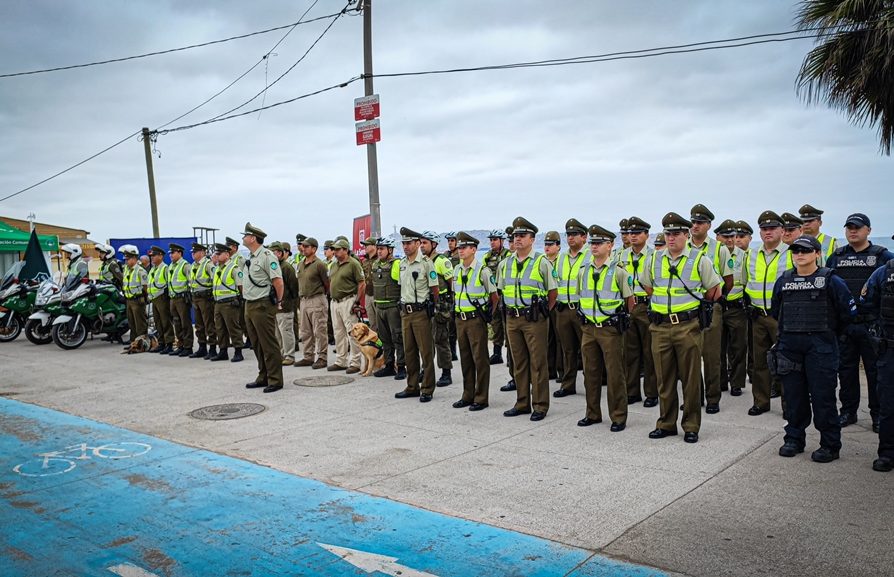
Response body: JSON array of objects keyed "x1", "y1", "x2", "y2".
[
  {"x1": 867, "y1": 256, "x2": 877, "y2": 266},
  {"x1": 814, "y1": 276, "x2": 825, "y2": 288},
  {"x1": 237, "y1": 272, "x2": 243, "y2": 278},
  {"x1": 728, "y1": 258, "x2": 734, "y2": 268},
  {"x1": 490, "y1": 274, "x2": 496, "y2": 284},
  {"x1": 271, "y1": 262, "x2": 278, "y2": 270}
]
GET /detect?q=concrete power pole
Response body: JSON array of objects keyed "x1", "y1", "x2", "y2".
[
  {"x1": 362, "y1": 0, "x2": 381, "y2": 238},
  {"x1": 141, "y1": 127, "x2": 160, "y2": 238}
]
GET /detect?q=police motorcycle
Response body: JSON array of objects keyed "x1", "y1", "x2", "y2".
[
  {"x1": 24, "y1": 276, "x2": 62, "y2": 344},
  {"x1": 51, "y1": 274, "x2": 129, "y2": 350},
  {"x1": 0, "y1": 262, "x2": 30, "y2": 341}
]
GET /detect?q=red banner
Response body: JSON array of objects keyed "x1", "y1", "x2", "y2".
[{"x1": 353, "y1": 214, "x2": 372, "y2": 253}]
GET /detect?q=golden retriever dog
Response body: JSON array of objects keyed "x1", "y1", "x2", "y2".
[
  {"x1": 122, "y1": 334, "x2": 158, "y2": 355},
  {"x1": 349, "y1": 322, "x2": 386, "y2": 376}
]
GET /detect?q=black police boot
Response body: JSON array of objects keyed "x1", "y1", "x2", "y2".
[
  {"x1": 394, "y1": 365, "x2": 407, "y2": 380},
  {"x1": 204, "y1": 344, "x2": 217, "y2": 360},
  {"x1": 160, "y1": 344, "x2": 173, "y2": 355},
  {"x1": 374, "y1": 364, "x2": 396, "y2": 378},
  {"x1": 178, "y1": 348, "x2": 193, "y2": 357},
  {"x1": 489, "y1": 345, "x2": 503, "y2": 365},
  {"x1": 190, "y1": 344, "x2": 207, "y2": 358},
  {"x1": 211, "y1": 348, "x2": 228, "y2": 361},
  {"x1": 500, "y1": 379, "x2": 516, "y2": 392},
  {"x1": 436, "y1": 370, "x2": 452, "y2": 387},
  {"x1": 231, "y1": 348, "x2": 244, "y2": 363}
]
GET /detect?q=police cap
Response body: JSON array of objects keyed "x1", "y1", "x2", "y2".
[
  {"x1": 301, "y1": 237, "x2": 319, "y2": 248},
  {"x1": 454, "y1": 231, "x2": 479, "y2": 248},
  {"x1": 241, "y1": 222, "x2": 267, "y2": 240},
  {"x1": 781, "y1": 212, "x2": 804, "y2": 229},
  {"x1": 400, "y1": 227, "x2": 423, "y2": 242},
  {"x1": 757, "y1": 211, "x2": 784, "y2": 228},
  {"x1": 191, "y1": 242, "x2": 206, "y2": 253},
  {"x1": 544, "y1": 231, "x2": 561, "y2": 244},
  {"x1": 295, "y1": 233, "x2": 307, "y2": 243},
  {"x1": 713, "y1": 219, "x2": 738, "y2": 236},
  {"x1": 361, "y1": 237, "x2": 377, "y2": 246},
  {"x1": 662, "y1": 212, "x2": 692, "y2": 232},
  {"x1": 619, "y1": 218, "x2": 630, "y2": 233},
  {"x1": 512, "y1": 216, "x2": 538, "y2": 235},
  {"x1": 799, "y1": 204, "x2": 824, "y2": 220},
  {"x1": 225, "y1": 236, "x2": 240, "y2": 247},
  {"x1": 845, "y1": 213, "x2": 870, "y2": 228},
  {"x1": 735, "y1": 220, "x2": 754, "y2": 235},
  {"x1": 626, "y1": 216, "x2": 651, "y2": 232},
  {"x1": 323, "y1": 239, "x2": 335, "y2": 250},
  {"x1": 654, "y1": 233, "x2": 667, "y2": 247},
  {"x1": 267, "y1": 241, "x2": 284, "y2": 252},
  {"x1": 690, "y1": 203, "x2": 715, "y2": 223},
  {"x1": 333, "y1": 239, "x2": 350, "y2": 250},
  {"x1": 587, "y1": 224, "x2": 616, "y2": 243},
  {"x1": 564, "y1": 218, "x2": 587, "y2": 234},
  {"x1": 505, "y1": 226, "x2": 514, "y2": 238},
  {"x1": 281, "y1": 241, "x2": 292, "y2": 253},
  {"x1": 168, "y1": 243, "x2": 185, "y2": 254},
  {"x1": 790, "y1": 235, "x2": 821, "y2": 252},
  {"x1": 148, "y1": 245, "x2": 165, "y2": 256},
  {"x1": 213, "y1": 243, "x2": 230, "y2": 254}
]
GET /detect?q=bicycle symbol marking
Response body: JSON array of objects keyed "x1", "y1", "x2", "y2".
[{"x1": 13, "y1": 442, "x2": 152, "y2": 477}]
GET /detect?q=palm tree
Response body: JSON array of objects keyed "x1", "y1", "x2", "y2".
[{"x1": 796, "y1": 0, "x2": 894, "y2": 154}]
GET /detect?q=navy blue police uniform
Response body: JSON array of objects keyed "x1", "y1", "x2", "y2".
[
  {"x1": 859, "y1": 256, "x2": 894, "y2": 471},
  {"x1": 772, "y1": 238, "x2": 856, "y2": 461},
  {"x1": 826, "y1": 234, "x2": 894, "y2": 429}
]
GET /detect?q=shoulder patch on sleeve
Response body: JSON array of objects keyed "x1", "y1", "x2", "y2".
[
  {"x1": 552, "y1": 269, "x2": 558, "y2": 279},
  {"x1": 429, "y1": 270, "x2": 437, "y2": 280},
  {"x1": 271, "y1": 262, "x2": 278, "y2": 270},
  {"x1": 728, "y1": 258, "x2": 734, "y2": 268}
]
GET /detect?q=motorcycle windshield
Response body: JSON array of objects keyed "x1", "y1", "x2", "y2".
[{"x1": 0, "y1": 262, "x2": 25, "y2": 291}]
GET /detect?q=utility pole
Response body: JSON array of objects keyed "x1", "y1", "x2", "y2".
[
  {"x1": 362, "y1": 0, "x2": 381, "y2": 238},
  {"x1": 141, "y1": 127, "x2": 160, "y2": 238}
]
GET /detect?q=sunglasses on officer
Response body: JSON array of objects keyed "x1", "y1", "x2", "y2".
[{"x1": 789, "y1": 246, "x2": 817, "y2": 255}]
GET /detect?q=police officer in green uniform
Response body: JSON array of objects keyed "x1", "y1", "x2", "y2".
[
  {"x1": 735, "y1": 220, "x2": 755, "y2": 384},
  {"x1": 294, "y1": 238, "x2": 330, "y2": 369},
  {"x1": 578, "y1": 224, "x2": 635, "y2": 430},
  {"x1": 323, "y1": 239, "x2": 337, "y2": 346},
  {"x1": 744, "y1": 210, "x2": 793, "y2": 416},
  {"x1": 361, "y1": 237, "x2": 379, "y2": 333},
  {"x1": 371, "y1": 237, "x2": 406, "y2": 379},
  {"x1": 97, "y1": 244, "x2": 123, "y2": 289},
  {"x1": 715, "y1": 220, "x2": 748, "y2": 397},
  {"x1": 553, "y1": 219, "x2": 588, "y2": 397},
  {"x1": 270, "y1": 241, "x2": 299, "y2": 366},
  {"x1": 799, "y1": 204, "x2": 837, "y2": 261},
  {"x1": 395, "y1": 228, "x2": 439, "y2": 402},
  {"x1": 210, "y1": 243, "x2": 244, "y2": 363},
  {"x1": 147, "y1": 246, "x2": 174, "y2": 353},
  {"x1": 781, "y1": 212, "x2": 804, "y2": 248},
  {"x1": 166, "y1": 243, "x2": 193, "y2": 356},
  {"x1": 543, "y1": 230, "x2": 564, "y2": 384},
  {"x1": 688, "y1": 204, "x2": 734, "y2": 414},
  {"x1": 189, "y1": 243, "x2": 217, "y2": 360},
  {"x1": 226, "y1": 236, "x2": 249, "y2": 347},
  {"x1": 452, "y1": 231, "x2": 498, "y2": 411},
  {"x1": 443, "y1": 231, "x2": 460, "y2": 362},
  {"x1": 121, "y1": 247, "x2": 149, "y2": 340},
  {"x1": 421, "y1": 231, "x2": 454, "y2": 386},
  {"x1": 241, "y1": 223, "x2": 285, "y2": 393},
  {"x1": 500, "y1": 216, "x2": 559, "y2": 421},
  {"x1": 618, "y1": 216, "x2": 658, "y2": 407},
  {"x1": 290, "y1": 234, "x2": 307, "y2": 345},
  {"x1": 483, "y1": 230, "x2": 512, "y2": 365},
  {"x1": 653, "y1": 233, "x2": 666, "y2": 249},
  {"x1": 640, "y1": 212, "x2": 722, "y2": 443}
]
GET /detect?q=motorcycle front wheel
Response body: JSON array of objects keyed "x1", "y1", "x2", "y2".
[
  {"x1": 0, "y1": 314, "x2": 22, "y2": 342},
  {"x1": 24, "y1": 318, "x2": 53, "y2": 345},
  {"x1": 52, "y1": 321, "x2": 88, "y2": 350}
]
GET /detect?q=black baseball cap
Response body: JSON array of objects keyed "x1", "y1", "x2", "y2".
[
  {"x1": 844, "y1": 213, "x2": 870, "y2": 228},
  {"x1": 790, "y1": 235, "x2": 821, "y2": 252}
]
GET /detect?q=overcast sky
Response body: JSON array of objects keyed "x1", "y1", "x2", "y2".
[{"x1": 0, "y1": 0, "x2": 890, "y2": 246}]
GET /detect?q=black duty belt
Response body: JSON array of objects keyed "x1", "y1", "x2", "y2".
[
  {"x1": 192, "y1": 291, "x2": 212, "y2": 297},
  {"x1": 634, "y1": 296, "x2": 650, "y2": 305},
  {"x1": 374, "y1": 301, "x2": 399, "y2": 309},
  {"x1": 216, "y1": 297, "x2": 239, "y2": 304},
  {"x1": 722, "y1": 299, "x2": 746, "y2": 309},
  {"x1": 652, "y1": 310, "x2": 699, "y2": 325},
  {"x1": 455, "y1": 310, "x2": 482, "y2": 320},
  {"x1": 555, "y1": 302, "x2": 579, "y2": 312},
  {"x1": 749, "y1": 306, "x2": 769, "y2": 317},
  {"x1": 170, "y1": 292, "x2": 188, "y2": 299},
  {"x1": 506, "y1": 306, "x2": 534, "y2": 318},
  {"x1": 582, "y1": 316, "x2": 621, "y2": 328},
  {"x1": 399, "y1": 302, "x2": 428, "y2": 314}
]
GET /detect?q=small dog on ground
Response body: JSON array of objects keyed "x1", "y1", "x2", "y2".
[
  {"x1": 122, "y1": 334, "x2": 158, "y2": 354},
  {"x1": 349, "y1": 322, "x2": 386, "y2": 376}
]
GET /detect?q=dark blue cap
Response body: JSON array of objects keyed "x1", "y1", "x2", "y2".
[{"x1": 845, "y1": 213, "x2": 870, "y2": 228}]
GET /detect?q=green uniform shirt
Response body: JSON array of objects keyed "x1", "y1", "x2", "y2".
[
  {"x1": 362, "y1": 257, "x2": 378, "y2": 296},
  {"x1": 399, "y1": 251, "x2": 438, "y2": 303},
  {"x1": 241, "y1": 246, "x2": 282, "y2": 302},
  {"x1": 279, "y1": 258, "x2": 299, "y2": 310},
  {"x1": 297, "y1": 257, "x2": 328, "y2": 298},
  {"x1": 328, "y1": 257, "x2": 364, "y2": 301},
  {"x1": 638, "y1": 250, "x2": 722, "y2": 291}
]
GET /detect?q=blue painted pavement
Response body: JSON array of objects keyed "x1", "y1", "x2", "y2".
[{"x1": 0, "y1": 398, "x2": 665, "y2": 577}]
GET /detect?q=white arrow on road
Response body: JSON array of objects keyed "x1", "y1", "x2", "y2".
[
  {"x1": 317, "y1": 542, "x2": 440, "y2": 577},
  {"x1": 107, "y1": 563, "x2": 161, "y2": 577}
]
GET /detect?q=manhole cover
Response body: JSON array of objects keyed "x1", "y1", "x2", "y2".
[
  {"x1": 293, "y1": 376, "x2": 355, "y2": 387},
  {"x1": 188, "y1": 403, "x2": 266, "y2": 420}
]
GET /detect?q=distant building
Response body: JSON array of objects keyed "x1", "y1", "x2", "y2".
[{"x1": 0, "y1": 216, "x2": 100, "y2": 278}]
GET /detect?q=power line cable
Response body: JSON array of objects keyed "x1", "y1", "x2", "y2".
[{"x1": 0, "y1": 11, "x2": 344, "y2": 79}]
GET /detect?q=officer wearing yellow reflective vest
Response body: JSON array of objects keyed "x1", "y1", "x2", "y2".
[
  {"x1": 121, "y1": 247, "x2": 149, "y2": 340},
  {"x1": 499, "y1": 216, "x2": 558, "y2": 421},
  {"x1": 370, "y1": 236, "x2": 406, "y2": 379},
  {"x1": 210, "y1": 243, "x2": 244, "y2": 363},
  {"x1": 483, "y1": 230, "x2": 512, "y2": 365},
  {"x1": 735, "y1": 220, "x2": 755, "y2": 384},
  {"x1": 552, "y1": 219, "x2": 589, "y2": 398},
  {"x1": 421, "y1": 231, "x2": 454, "y2": 387},
  {"x1": 743, "y1": 210, "x2": 793, "y2": 416},
  {"x1": 577, "y1": 224, "x2": 635, "y2": 431},
  {"x1": 227, "y1": 236, "x2": 250, "y2": 347},
  {"x1": 715, "y1": 220, "x2": 748, "y2": 397},
  {"x1": 799, "y1": 204, "x2": 837, "y2": 261},
  {"x1": 451, "y1": 231, "x2": 498, "y2": 411},
  {"x1": 147, "y1": 246, "x2": 174, "y2": 353},
  {"x1": 688, "y1": 204, "x2": 734, "y2": 414},
  {"x1": 189, "y1": 243, "x2": 217, "y2": 359},
  {"x1": 639, "y1": 212, "x2": 722, "y2": 443},
  {"x1": 543, "y1": 230, "x2": 563, "y2": 383},
  {"x1": 618, "y1": 216, "x2": 658, "y2": 407},
  {"x1": 165, "y1": 243, "x2": 193, "y2": 356}
]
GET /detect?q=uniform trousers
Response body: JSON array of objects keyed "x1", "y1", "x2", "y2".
[
  {"x1": 506, "y1": 314, "x2": 550, "y2": 414},
  {"x1": 192, "y1": 292, "x2": 216, "y2": 346},
  {"x1": 432, "y1": 308, "x2": 453, "y2": 371},
  {"x1": 581, "y1": 323, "x2": 627, "y2": 423},
  {"x1": 778, "y1": 332, "x2": 841, "y2": 451},
  {"x1": 456, "y1": 315, "x2": 490, "y2": 405},
  {"x1": 721, "y1": 303, "x2": 748, "y2": 392},
  {"x1": 876, "y1": 344, "x2": 894, "y2": 460},
  {"x1": 330, "y1": 297, "x2": 361, "y2": 369},
  {"x1": 214, "y1": 298, "x2": 244, "y2": 348},
  {"x1": 702, "y1": 303, "x2": 724, "y2": 404},
  {"x1": 625, "y1": 302, "x2": 658, "y2": 399},
  {"x1": 126, "y1": 298, "x2": 148, "y2": 339},
  {"x1": 366, "y1": 298, "x2": 379, "y2": 334},
  {"x1": 751, "y1": 312, "x2": 782, "y2": 411},
  {"x1": 490, "y1": 303, "x2": 505, "y2": 348},
  {"x1": 299, "y1": 294, "x2": 328, "y2": 362},
  {"x1": 553, "y1": 304, "x2": 582, "y2": 392},
  {"x1": 838, "y1": 323, "x2": 879, "y2": 419},
  {"x1": 650, "y1": 317, "x2": 704, "y2": 433},
  {"x1": 169, "y1": 295, "x2": 194, "y2": 349},
  {"x1": 375, "y1": 303, "x2": 405, "y2": 367},
  {"x1": 275, "y1": 310, "x2": 296, "y2": 359},
  {"x1": 150, "y1": 294, "x2": 174, "y2": 346},
  {"x1": 245, "y1": 299, "x2": 282, "y2": 387},
  {"x1": 401, "y1": 309, "x2": 436, "y2": 394}
]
